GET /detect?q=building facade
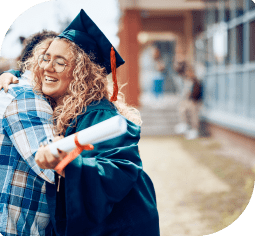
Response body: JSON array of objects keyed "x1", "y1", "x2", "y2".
[
  {"x1": 117, "y1": 0, "x2": 255, "y2": 151},
  {"x1": 196, "y1": 0, "x2": 255, "y2": 152}
]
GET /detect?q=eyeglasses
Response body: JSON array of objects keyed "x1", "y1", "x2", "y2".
[{"x1": 38, "y1": 54, "x2": 68, "y2": 73}]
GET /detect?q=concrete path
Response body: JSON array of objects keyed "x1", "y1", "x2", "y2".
[{"x1": 139, "y1": 137, "x2": 231, "y2": 236}]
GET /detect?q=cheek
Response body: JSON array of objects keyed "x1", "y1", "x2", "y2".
[
  {"x1": 67, "y1": 69, "x2": 73, "y2": 77},
  {"x1": 58, "y1": 68, "x2": 74, "y2": 92},
  {"x1": 38, "y1": 69, "x2": 44, "y2": 80},
  {"x1": 39, "y1": 67, "x2": 45, "y2": 74},
  {"x1": 61, "y1": 77, "x2": 73, "y2": 92},
  {"x1": 65, "y1": 70, "x2": 74, "y2": 87}
]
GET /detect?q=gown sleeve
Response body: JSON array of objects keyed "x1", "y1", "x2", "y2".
[{"x1": 64, "y1": 109, "x2": 143, "y2": 226}]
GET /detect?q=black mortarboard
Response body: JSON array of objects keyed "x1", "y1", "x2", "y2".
[{"x1": 58, "y1": 9, "x2": 125, "y2": 75}]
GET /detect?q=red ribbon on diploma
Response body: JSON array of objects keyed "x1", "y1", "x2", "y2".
[{"x1": 54, "y1": 134, "x2": 94, "y2": 175}]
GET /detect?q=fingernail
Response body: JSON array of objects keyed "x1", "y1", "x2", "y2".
[{"x1": 57, "y1": 148, "x2": 63, "y2": 154}]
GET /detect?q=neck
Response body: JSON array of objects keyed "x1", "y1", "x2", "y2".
[{"x1": 55, "y1": 95, "x2": 65, "y2": 106}]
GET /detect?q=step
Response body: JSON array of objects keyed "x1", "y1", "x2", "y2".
[
  {"x1": 141, "y1": 126, "x2": 176, "y2": 136},
  {"x1": 141, "y1": 114, "x2": 180, "y2": 123}
]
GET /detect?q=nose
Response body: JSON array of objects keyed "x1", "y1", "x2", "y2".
[{"x1": 44, "y1": 60, "x2": 55, "y2": 72}]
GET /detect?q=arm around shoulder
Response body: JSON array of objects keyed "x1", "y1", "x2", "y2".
[{"x1": 2, "y1": 90, "x2": 55, "y2": 183}]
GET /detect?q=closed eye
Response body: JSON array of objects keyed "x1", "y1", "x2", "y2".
[
  {"x1": 56, "y1": 62, "x2": 65, "y2": 66},
  {"x1": 42, "y1": 55, "x2": 50, "y2": 62}
]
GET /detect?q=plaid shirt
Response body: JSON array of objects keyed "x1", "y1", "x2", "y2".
[{"x1": 0, "y1": 77, "x2": 55, "y2": 235}]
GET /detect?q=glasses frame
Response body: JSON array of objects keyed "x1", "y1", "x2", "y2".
[{"x1": 38, "y1": 54, "x2": 68, "y2": 73}]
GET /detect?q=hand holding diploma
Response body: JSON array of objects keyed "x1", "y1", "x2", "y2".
[
  {"x1": 35, "y1": 136, "x2": 67, "y2": 177},
  {"x1": 35, "y1": 115, "x2": 127, "y2": 177}
]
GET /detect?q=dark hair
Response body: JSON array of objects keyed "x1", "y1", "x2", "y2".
[
  {"x1": 174, "y1": 61, "x2": 186, "y2": 76},
  {"x1": 18, "y1": 30, "x2": 58, "y2": 72}
]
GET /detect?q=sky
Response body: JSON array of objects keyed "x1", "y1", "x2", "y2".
[{"x1": 0, "y1": 0, "x2": 120, "y2": 58}]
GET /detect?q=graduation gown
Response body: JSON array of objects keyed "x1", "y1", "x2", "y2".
[{"x1": 46, "y1": 98, "x2": 160, "y2": 236}]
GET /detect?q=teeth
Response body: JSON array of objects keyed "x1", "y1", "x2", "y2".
[{"x1": 45, "y1": 76, "x2": 58, "y2": 82}]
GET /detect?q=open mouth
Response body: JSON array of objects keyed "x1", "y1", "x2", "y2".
[{"x1": 45, "y1": 76, "x2": 58, "y2": 82}]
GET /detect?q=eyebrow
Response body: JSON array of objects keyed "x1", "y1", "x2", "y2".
[{"x1": 45, "y1": 53, "x2": 68, "y2": 61}]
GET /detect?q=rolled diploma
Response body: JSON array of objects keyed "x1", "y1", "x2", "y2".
[{"x1": 48, "y1": 115, "x2": 127, "y2": 157}]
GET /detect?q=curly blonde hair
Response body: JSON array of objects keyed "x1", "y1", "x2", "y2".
[{"x1": 24, "y1": 37, "x2": 142, "y2": 135}]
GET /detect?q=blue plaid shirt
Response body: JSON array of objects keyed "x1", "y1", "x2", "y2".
[{"x1": 0, "y1": 77, "x2": 55, "y2": 235}]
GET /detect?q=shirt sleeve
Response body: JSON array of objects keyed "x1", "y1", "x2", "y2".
[
  {"x1": 2, "y1": 90, "x2": 55, "y2": 184},
  {"x1": 64, "y1": 109, "x2": 143, "y2": 225}
]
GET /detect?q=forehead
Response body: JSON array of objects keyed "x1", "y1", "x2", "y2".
[{"x1": 45, "y1": 39, "x2": 72, "y2": 60}]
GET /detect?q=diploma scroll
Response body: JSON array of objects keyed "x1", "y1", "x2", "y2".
[{"x1": 48, "y1": 115, "x2": 127, "y2": 157}]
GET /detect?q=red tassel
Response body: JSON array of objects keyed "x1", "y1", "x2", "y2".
[
  {"x1": 110, "y1": 46, "x2": 118, "y2": 102},
  {"x1": 54, "y1": 134, "x2": 94, "y2": 175}
]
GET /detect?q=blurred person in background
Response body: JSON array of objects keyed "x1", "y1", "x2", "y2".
[
  {"x1": 174, "y1": 60, "x2": 203, "y2": 140},
  {"x1": 152, "y1": 45, "x2": 166, "y2": 100}
]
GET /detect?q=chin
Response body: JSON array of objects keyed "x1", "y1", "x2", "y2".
[{"x1": 42, "y1": 88, "x2": 54, "y2": 97}]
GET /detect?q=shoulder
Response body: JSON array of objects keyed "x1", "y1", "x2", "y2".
[
  {"x1": 66, "y1": 98, "x2": 141, "y2": 138},
  {"x1": 9, "y1": 79, "x2": 49, "y2": 104},
  {"x1": 86, "y1": 98, "x2": 116, "y2": 113},
  {"x1": 5, "y1": 78, "x2": 37, "y2": 101},
  {"x1": 66, "y1": 99, "x2": 117, "y2": 135},
  {"x1": 2, "y1": 81, "x2": 52, "y2": 118},
  {"x1": 0, "y1": 80, "x2": 32, "y2": 118},
  {"x1": 82, "y1": 98, "x2": 118, "y2": 124}
]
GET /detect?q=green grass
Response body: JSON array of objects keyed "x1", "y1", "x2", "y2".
[{"x1": 179, "y1": 137, "x2": 255, "y2": 232}]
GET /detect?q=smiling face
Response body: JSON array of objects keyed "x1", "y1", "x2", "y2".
[{"x1": 41, "y1": 39, "x2": 75, "y2": 103}]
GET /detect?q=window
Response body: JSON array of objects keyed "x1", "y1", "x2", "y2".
[
  {"x1": 214, "y1": 3, "x2": 219, "y2": 23},
  {"x1": 208, "y1": 37, "x2": 214, "y2": 66},
  {"x1": 236, "y1": 24, "x2": 244, "y2": 64},
  {"x1": 236, "y1": 0, "x2": 244, "y2": 17},
  {"x1": 224, "y1": 74, "x2": 230, "y2": 111},
  {"x1": 207, "y1": 75, "x2": 216, "y2": 108},
  {"x1": 205, "y1": 38, "x2": 209, "y2": 68},
  {"x1": 249, "y1": 0, "x2": 255, "y2": 10},
  {"x1": 195, "y1": 38, "x2": 207, "y2": 68},
  {"x1": 224, "y1": 0, "x2": 231, "y2": 22},
  {"x1": 207, "y1": 2, "x2": 218, "y2": 26},
  {"x1": 249, "y1": 20, "x2": 255, "y2": 62},
  {"x1": 199, "y1": 0, "x2": 255, "y2": 134},
  {"x1": 236, "y1": 72, "x2": 244, "y2": 115},
  {"x1": 213, "y1": 27, "x2": 228, "y2": 65},
  {"x1": 249, "y1": 71, "x2": 255, "y2": 118},
  {"x1": 214, "y1": 75, "x2": 219, "y2": 104},
  {"x1": 226, "y1": 29, "x2": 234, "y2": 65}
]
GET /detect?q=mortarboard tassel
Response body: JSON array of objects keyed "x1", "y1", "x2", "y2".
[{"x1": 110, "y1": 46, "x2": 118, "y2": 102}]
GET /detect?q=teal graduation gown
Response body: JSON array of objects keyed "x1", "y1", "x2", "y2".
[{"x1": 46, "y1": 99, "x2": 160, "y2": 236}]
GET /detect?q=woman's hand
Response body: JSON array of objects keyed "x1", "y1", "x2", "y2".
[
  {"x1": 0, "y1": 73, "x2": 19, "y2": 92},
  {"x1": 35, "y1": 136, "x2": 67, "y2": 177}
]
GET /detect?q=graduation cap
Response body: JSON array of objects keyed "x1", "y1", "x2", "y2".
[{"x1": 58, "y1": 9, "x2": 125, "y2": 101}]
